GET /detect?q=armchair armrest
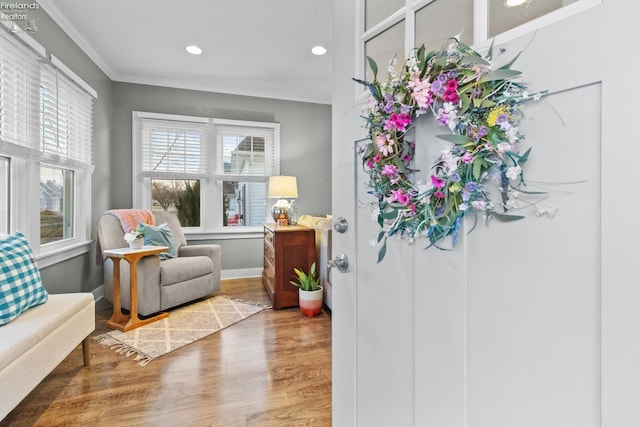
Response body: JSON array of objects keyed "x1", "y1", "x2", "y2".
[{"x1": 178, "y1": 244, "x2": 221, "y2": 272}]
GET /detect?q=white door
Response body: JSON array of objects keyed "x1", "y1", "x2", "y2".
[{"x1": 332, "y1": 1, "x2": 640, "y2": 426}]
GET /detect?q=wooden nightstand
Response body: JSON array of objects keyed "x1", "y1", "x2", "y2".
[{"x1": 262, "y1": 224, "x2": 316, "y2": 310}]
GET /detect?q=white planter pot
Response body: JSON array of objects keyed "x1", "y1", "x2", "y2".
[
  {"x1": 128, "y1": 238, "x2": 144, "y2": 249},
  {"x1": 299, "y1": 286, "x2": 323, "y2": 317}
]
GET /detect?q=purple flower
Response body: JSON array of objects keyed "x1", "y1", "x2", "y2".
[
  {"x1": 382, "y1": 164, "x2": 398, "y2": 176},
  {"x1": 465, "y1": 182, "x2": 478, "y2": 192},
  {"x1": 450, "y1": 173, "x2": 461, "y2": 183},
  {"x1": 478, "y1": 126, "x2": 489, "y2": 137}
]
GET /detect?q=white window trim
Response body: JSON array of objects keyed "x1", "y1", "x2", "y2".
[
  {"x1": 0, "y1": 25, "x2": 95, "y2": 264},
  {"x1": 132, "y1": 111, "x2": 280, "y2": 239},
  {"x1": 356, "y1": 0, "x2": 601, "y2": 100}
]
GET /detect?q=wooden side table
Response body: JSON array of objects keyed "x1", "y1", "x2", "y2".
[
  {"x1": 262, "y1": 224, "x2": 316, "y2": 309},
  {"x1": 103, "y1": 246, "x2": 168, "y2": 332}
]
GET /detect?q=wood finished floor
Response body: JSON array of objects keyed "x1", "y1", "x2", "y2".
[{"x1": 1, "y1": 278, "x2": 332, "y2": 426}]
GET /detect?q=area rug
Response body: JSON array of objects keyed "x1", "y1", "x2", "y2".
[{"x1": 93, "y1": 296, "x2": 264, "y2": 366}]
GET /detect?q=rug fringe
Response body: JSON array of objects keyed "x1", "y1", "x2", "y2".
[
  {"x1": 93, "y1": 335, "x2": 154, "y2": 367},
  {"x1": 227, "y1": 296, "x2": 272, "y2": 309}
]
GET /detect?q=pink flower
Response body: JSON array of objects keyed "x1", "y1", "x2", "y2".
[
  {"x1": 434, "y1": 191, "x2": 445, "y2": 199},
  {"x1": 366, "y1": 159, "x2": 373, "y2": 169},
  {"x1": 390, "y1": 189, "x2": 410, "y2": 206},
  {"x1": 376, "y1": 134, "x2": 394, "y2": 156},
  {"x1": 461, "y1": 153, "x2": 473, "y2": 164},
  {"x1": 381, "y1": 165, "x2": 398, "y2": 177},
  {"x1": 384, "y1": 113, "x2": 412, "y2": 132},
  {"x1": 373, "y1": 154, "x2": 381, "y2": 163},
  {"x1": 431, "y1": 175, "x2": 446, "y2": 189}
]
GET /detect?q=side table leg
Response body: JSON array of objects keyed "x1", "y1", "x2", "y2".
[{"x1": 107, "y1": 257, "x2": 129, "y2": 327}]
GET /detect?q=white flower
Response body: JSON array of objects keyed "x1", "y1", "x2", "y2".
[
  {"x1": 123, "y1": 227, "x2": 144, "y2": 243},
  {"x1": 506, "y1": 165, "x2": 522, "y2": 180}
]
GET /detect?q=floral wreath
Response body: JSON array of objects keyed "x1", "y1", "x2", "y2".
[{"x1": 355, "y1": 38, "x2": 546, "y2": 262}]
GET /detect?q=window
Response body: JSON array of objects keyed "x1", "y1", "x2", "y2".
[
  {"x1": 0, "y1": 157, "x2": 8, "y2": 234},
  {"x1": 133, "y1": 112, "x2": 280, "y2": 237},
  {"x1": 0, "y1": 27, "x2": 95, "y2": 265}
]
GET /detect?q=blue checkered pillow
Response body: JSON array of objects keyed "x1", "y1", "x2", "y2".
[{"x1": 0, "y1": 232, "x2": 48, "y2": 325}]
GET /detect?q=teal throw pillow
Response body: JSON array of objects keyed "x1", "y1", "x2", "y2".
[
  {"x1": 0, "y1": 232, "x2": 49, "y2": 325},
  {"x1": 140, "y1": 222, "x2": 178, "y2": 260}
]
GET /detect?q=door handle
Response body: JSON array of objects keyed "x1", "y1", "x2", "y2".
[{"x1": 328, "y1": 253, "x2": 349, "y2": 273}]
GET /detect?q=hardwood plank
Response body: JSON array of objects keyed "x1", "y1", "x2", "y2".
[{"x1": 1, "y1": 278, "x2": 332, "y2": 426}]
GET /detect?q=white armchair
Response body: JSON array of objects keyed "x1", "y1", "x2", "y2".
[{"x1": 97, "y1": 210, "x2": 221, "y2": 316}]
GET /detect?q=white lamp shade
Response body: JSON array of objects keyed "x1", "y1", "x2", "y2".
[{"x1": 268, "y1": 176, "x2": 298, "y2": 198}]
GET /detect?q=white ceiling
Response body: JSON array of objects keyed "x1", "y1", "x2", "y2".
[{"x1": 38, "y1": 0, "x2": 333, "y2": 104}]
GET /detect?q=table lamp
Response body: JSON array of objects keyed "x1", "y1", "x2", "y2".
[{"x1": 268, "y1": 176, "x2": 298, "y2": 225}]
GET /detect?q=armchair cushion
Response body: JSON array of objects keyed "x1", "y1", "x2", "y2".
[{"x1": 140, "y1": 222, "x2": 178, "y2": 260}]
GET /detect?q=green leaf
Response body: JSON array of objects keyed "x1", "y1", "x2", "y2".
[
  {"x1": 518, "y1": 147, "x2": 532, "y2": 165},
  {"x1": 490, "y1": 212, "x2": 525, "y2": 221},
  {"x1": 461, "y1": 55, "x2": 489, "y2": 66},
  {"x1": 480, "y1": 99, "x2": 496, "y2": 108},
  {"x1": 379, "y1": 209, "x2": 399, "y2": 220},
  {"x1": 499, "y1": 50, "x2": 523, "y2": 71},
  {"x1": 472, "y1": 159, "x2": 483, "y2": 180},
  {"x1": 377, "y1": 238, "x2": 387, "y2": 263},
  {"x1": 367, "y1": 56, "x2": 378, "y2": 81},
  {"x1": 378, "y1": 230, "x2": 386, "y2": 242},
  {"x1": 459, "y1": 93, "x2": 471, "y2": 115},
  {"x1": 436, "y1": 134, "x2": 474, "y2": 145},
  {"x1": 486, "y1": 38, "x2": 495, "y2": 60},
  {"x1": 479, "y1": 69, "x2": 522, "y2": 83}
]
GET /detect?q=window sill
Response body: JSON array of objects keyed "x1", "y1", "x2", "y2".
[
  {"x1": 184, "y1": 228, "x2": 264, "y2": 241},
  {"x1": 36, "y1": 239, "x2": 93, "y2": 268}
]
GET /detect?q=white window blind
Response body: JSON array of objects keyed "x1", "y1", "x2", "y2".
[
  {"x1": 0, "y1": 29, "x2": 40, "y2": 155},
  {"x1": 137, "y1": 117, "x2": 210, "y2": 180},
  {"x1": 40, "y1": 63, "x2": 94, "y2": 170},
  {"x1": 213, "y1": 121, "x2": 277, "y2": 178}
]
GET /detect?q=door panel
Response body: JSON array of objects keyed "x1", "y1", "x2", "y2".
[{"x1": 334, "y1": 1, "x2": 606, "y2": 426}]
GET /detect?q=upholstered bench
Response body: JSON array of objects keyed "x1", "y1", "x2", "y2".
[
  {"x1": 0, "y1": 292, "x2": 95, "y2": 420},
  {"x1": 0, "y1": 232, "x2": 95, "y2": 420}
]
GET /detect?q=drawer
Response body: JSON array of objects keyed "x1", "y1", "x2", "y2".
[
  {"x1": 264, "y1": 241, "x2": 275, "y2": 265},
  {"x1": 262, "y1": 264, "x2": 275, "y2": 294},
  {"x1": 264, "y1": 227, "x2": 274, "y2": 246}
]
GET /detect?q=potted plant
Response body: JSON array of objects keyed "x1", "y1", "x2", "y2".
[
  {"x1": 290, "y1": 262, "x2": 323, "y2": 317},
  {"x1": 123, "y1": 226, "x2": 145, "y2": 249}
]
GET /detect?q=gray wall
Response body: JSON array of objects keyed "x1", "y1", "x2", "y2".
[
  {"x1": 111, "y1": 82, "x2": 332, "y2": 271},
  {"x1": 26, "y1": 8, "x2": 113, "y2": 294},
  {"x1": 12, "y1": 8, "x2": 331, "y2": 291}
]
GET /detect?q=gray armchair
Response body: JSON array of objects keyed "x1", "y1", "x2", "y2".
[{"x1": 97, "y1": 210, "x2": 221, "y2": 316}]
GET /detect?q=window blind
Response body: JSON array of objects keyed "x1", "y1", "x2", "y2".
[
  {"x1": 40, "y1": 63, "x2": 94, "y2": 170},
  {"x1": 137, "y1": 118, "x2": 210, "y2": 180},
  {"x1": 213, "y1": 122, "x2": 277, "y2": 177},
  {"x1": 0, "y1": 29, "x2": 40, "y2": 155}
]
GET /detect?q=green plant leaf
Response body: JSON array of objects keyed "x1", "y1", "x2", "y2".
[
  {"x1": 490, "y1": 212, "x2": 525, "y2": 221},
  {"x1": 472, "y1": 159, "x2": 483, "y2": 180},
  {"x1": 436, "y1": 134, "x2": 474, "y2": 145},
  {"x1": 479, "y1": 69, "x2": 522, "y2": 83},
  {"x1": 378, "y1": 230, "x2": 386, "y2": 242},
  {"x1": 461, "y1": 55, "x2": 489, "y2": 66},
  {"x1": 379, "y1": 209, "x2": 398, "y2": 220},
  {"x1": 377, "y1": 238, "x2": 387, "y2": 263},
  {"x1": 367, "y1": 56, "x2": 378, "y2": 81}
]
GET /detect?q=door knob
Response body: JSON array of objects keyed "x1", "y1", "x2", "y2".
[
  {"x1": 334, "y1": 217, "x2": 348, "y2": 233},
  {"x1": 328, "y1": 253, "x2": 349, "y2": 273}
]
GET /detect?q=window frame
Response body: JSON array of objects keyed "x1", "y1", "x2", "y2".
[
  {"x1": 0, "y1": 25, "x2": 95, "y2": 267},
  {"x1": 356, "y1": 0, "x2": 601, "y2": 100},
  {"x1": 132, "y1": 111, "x2": 280, "y2": 240}
]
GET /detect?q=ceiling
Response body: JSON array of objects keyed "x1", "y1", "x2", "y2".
[{"x1": 38, "y1": 0, "x2": 333, "y2": 104}]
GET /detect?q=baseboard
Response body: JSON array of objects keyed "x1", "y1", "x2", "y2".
[
  {"x1": 92, "y1": 285, "x2": 104, "y2": 302},
  {"x1": 221, "y1": 268, "x2": 262, "y2": 280}
]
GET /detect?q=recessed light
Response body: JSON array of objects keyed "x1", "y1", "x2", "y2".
[
  {"x1": 311, "y1": 45, "x2": 327, "y2": 56},
  {"x1": 185, "y1": 45, "x2": 203, "y2": 55},
  {"x1": 504, "y1": 0, "x2": 529, "y2": 6}
]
